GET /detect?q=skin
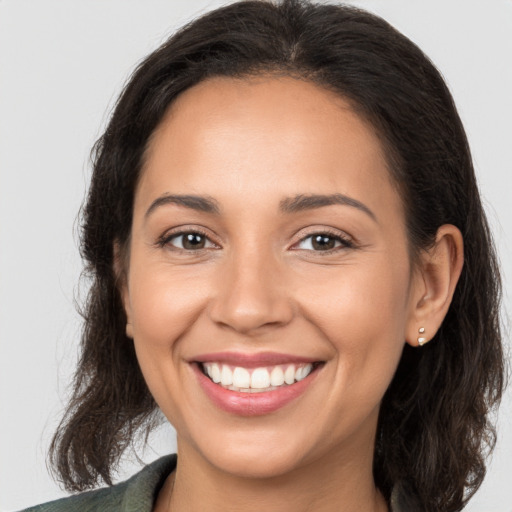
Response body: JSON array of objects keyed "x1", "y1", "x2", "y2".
[{"x1": 119, "y1": 76, "x2": 463, "y2": 512}]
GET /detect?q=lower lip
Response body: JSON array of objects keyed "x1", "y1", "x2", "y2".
[{"x1": 192, "y1": 363, "x2": 321, "y2": 416}]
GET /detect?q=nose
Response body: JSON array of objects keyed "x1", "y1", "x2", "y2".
[{"x1": 208, "y1": 247, "x2": 294, "y2": 335}]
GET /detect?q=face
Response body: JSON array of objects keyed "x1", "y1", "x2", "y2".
[{"x1": 121, "y1": 76, "x2": 421, "y2": 479}]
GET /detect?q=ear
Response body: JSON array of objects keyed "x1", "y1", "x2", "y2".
[
  {"x1": 113, "y1": 241, "x2": 134, "y2": 339},
  {"x1": 405, "y1": 224, "x2": 464, "y2": 347}
]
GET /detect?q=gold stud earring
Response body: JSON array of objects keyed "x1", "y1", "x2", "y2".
[{"x1": 417, "y1": 327, "x2": 427, "y2": 346}]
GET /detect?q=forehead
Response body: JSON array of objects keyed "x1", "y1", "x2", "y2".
[{"x1": 138, "y1": 75, "x2": 401, "y2": 220}]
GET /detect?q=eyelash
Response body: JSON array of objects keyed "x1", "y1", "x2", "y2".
[
  {"x1": 156, "y1": 228, "x2": 355, "y2": 254},
  {"x1": 293, "y1": 229, "x2": 355, "y2": 253},
  {"x1": 156, "y1": 228, "x2": 215, "y2": 251}
]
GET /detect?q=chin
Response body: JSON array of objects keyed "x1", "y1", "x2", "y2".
[
  {"x1": 185, "y1": 429, "x2": 313, "y2": 480},
  {"x1": 211, "y1": 448, "x2": 306, "y2": 479}
]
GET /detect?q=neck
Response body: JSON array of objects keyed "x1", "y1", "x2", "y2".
[{"x1": 162, "y1": 435, "x2": 388, "y2": 512}]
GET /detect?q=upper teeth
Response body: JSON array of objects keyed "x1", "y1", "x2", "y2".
[{"x1": 202, "y1": 362, "x2": 314, "y2": 392}]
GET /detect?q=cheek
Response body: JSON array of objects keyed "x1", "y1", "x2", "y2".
[
  {"x1": 294, "y1": 254, "x2": 410, "y2": 396},
  {"x1": 297, "y1": 255, "x2": 409, "y2": 338},
  {"x1": 127, "y1": 260, "x2": 210, "y2": 361},
  {"x1": 127, "y1": 262, "x2": 212, "y2": 427}
]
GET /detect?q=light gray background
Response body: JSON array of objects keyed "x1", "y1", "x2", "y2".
[{"x1": 1, "y1": 0, "x2": 511, "y2": 510}]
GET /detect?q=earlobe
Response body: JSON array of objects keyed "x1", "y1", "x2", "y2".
[
  {"x1": 417, "y1": 326, "x2": 427, "y2": 346},
  {"x1": 406, "y1": 224, "x2": 464, "y2": 347}
]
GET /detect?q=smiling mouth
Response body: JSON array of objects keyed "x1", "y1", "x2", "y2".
[{"x1": 198, "y1": 361, "x2": 324, "y2": 393}]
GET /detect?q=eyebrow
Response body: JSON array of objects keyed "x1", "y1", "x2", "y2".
[
  {"x1": 145, "y1": 194, "x2": 221, "y2": 218},
  {"x1": 145, "y1": 192, "x2": 376, "y2": 222},
  {"x1": 279, "y1": 193, "x2": 377, "y2": 221}
]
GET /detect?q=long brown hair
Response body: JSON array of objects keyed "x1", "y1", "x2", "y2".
[{"x1": 50, "y1": 1, "x2": 505, "y2": 510}]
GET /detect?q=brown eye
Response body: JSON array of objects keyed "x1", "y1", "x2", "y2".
[
  {"x1": 163, "y1": 232, "x2": 215, "y2": 250},
  {"x1": 312, "y1": 234, "x2": 336, "y2": 250},
  {"x1": 182, "y1": 233, "x2": 206, "y2": 249},
  {"x1": 296, "y1": 232, "x2": 353, "y2": 252}
]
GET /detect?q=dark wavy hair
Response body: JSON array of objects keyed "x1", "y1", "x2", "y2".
[{"x1": 49, "y1": 1, "x2": 505, "y2": 510}]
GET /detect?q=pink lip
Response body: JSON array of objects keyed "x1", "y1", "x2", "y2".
[
  {"x1": 192, "y1": 361, "x2": 323, "y2": 416},
  {"x1": 191, "y1": 351, "x2": 320, "y2": 368}
]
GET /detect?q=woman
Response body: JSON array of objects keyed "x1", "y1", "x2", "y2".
[{"x1": 18, "y1": 0, "x2": 505, "y2": 510}]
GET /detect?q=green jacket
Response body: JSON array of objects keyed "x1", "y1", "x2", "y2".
[
  {"x1": 20, "y1": 454, "x2": 419, "y2": 511},
  {"x1": 20, "y1": 455, "x2": 176, "y2": 512}
]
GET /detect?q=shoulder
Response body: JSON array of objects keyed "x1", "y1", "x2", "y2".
[{"x1": 19, "y1": 455, "x2": 177, "y2": 512}]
